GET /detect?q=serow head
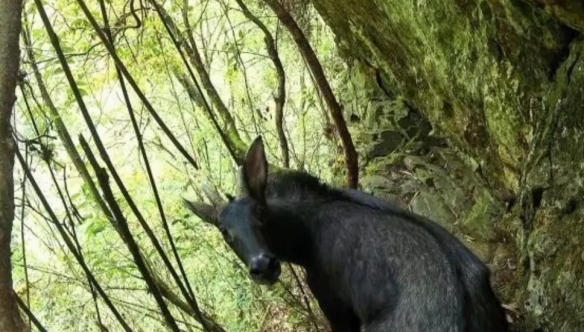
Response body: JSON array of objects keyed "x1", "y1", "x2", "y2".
[
  {"x1": 185, "y1": 136, "x2": 281, "y2": 285},
  {"x1": 221, "y1": 136, "x2": 281, "y2": 284}
]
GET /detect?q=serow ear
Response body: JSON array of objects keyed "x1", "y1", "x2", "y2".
[
  {"x1": 182, "y1": 199, "x2": 218, "y2": 226},
  {"x1": 243, "y1": 136, "x2": 268, "y2": 204}
]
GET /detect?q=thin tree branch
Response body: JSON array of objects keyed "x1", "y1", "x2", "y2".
[
  {"x1": 262, "y1": 0, "x2": 359, "y2": 188},
  {"x1": 79, "y1": 136, "x2": 181, "y2": 332},
  {"x1": 18, "y1": 149, "x2": 31, "y2": 329},
  {"x1": 63, "y1": 0, "x2": 200, "y2": 170},
  {"x1": 153, "y1": 0, "x2": 247, "y2": 162},
  {"x1": 217, "y1": 0, "x2": 261, "y2": 138},
  {"x1": 15, "y1": 147, "x2": 134, "y2": 332},
  {"x1": 233, "y1": 0, "x2": 289, "y2": 167},
  {"x1": 21, "y1": 18, "x2": 115, "y2": 224},
  {"x1": 97, "y1": 2, "x2": 213, "y2": 329},
  {"x1": 33, "y1": 2, "x2": 222, "y2": 330},
  {"x1": 15, "y1": 294, "x2": 48, "y2": 332},
  {"x1": 152, "y1": 272, "x2": 227, "y2": 332}
]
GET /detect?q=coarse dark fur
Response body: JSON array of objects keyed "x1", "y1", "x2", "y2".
[{"x1": 191, "y1": 137, "x2": 509, "y2": 332}]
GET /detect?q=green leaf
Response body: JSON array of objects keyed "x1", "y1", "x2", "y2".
[{"x1": 86, "y1": 220, "x2": 106, "y2": 237}]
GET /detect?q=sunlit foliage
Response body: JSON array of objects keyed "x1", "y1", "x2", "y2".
[{"x1": 9, "y1": 0, "x2": 371, "y2": 331}]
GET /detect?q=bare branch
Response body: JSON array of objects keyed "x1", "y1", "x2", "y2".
[
  {"x1": 262, "y1": 0, "x2": 359, "y2": 188},
  {"x1": 152, "y1": 0, "x2": 248, "y2": 163},
  {"x1": 233, "y1": 0, "x2": 290, "y2": 167},
  {"x1": 15, "y1": 147, "x2": 133, "y2": 332}
]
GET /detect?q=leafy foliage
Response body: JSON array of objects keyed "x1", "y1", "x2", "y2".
[{"x1": 11, "y1": 0, "x2": 355, "y2": 331}]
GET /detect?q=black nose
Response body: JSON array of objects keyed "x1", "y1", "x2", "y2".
[{"x1": 249, "y1": 254, "x2": 277, "y2": 276}]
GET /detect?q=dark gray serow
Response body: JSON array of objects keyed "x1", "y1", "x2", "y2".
[{"x1": 184, "y1": 136, "x2": 509, "y2": 332}]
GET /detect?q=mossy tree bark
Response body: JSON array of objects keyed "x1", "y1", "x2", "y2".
[{"x1": 307, "y1": 0, "x2": 583, "y2": 330}]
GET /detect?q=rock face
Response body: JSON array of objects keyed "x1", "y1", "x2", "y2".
[{"x1": 310, "y1": 0, "x2": 584, "y2": 330}]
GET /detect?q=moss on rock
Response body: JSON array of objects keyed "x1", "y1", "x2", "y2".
[{"x1": 310, "y1": 0, "x2": 584, "y2": 329}]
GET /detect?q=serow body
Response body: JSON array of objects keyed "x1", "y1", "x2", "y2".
[{"x1": 184, "y1": 136, "x2": 509, "y2": 332}]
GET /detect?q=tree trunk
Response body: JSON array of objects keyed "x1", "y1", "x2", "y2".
[{"x1": 0, "y1": 0, "x2": 27, "y2": 331}]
